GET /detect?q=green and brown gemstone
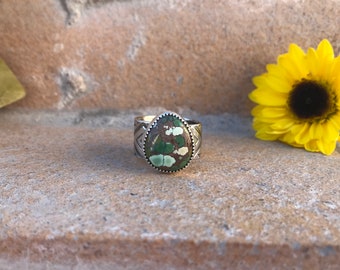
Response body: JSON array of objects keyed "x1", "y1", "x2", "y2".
[{"x1": 144, "y1": 112, "x2": 194, "y2": 172}]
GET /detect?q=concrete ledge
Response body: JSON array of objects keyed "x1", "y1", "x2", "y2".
[{"x1": 0, "y1": 110, "x2": 339, "y2": 269}]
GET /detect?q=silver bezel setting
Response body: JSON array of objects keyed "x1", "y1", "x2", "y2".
[{"x1": 142, "y1": 111, "x2": 195, "y2": 173}]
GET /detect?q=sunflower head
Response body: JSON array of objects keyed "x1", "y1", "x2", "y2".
[{"x1": 249, "y1": 39, "x2": 340, "y2": 155}]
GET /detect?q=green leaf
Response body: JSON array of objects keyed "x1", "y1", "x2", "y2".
[{"x1": 0, "y1": 58, "x2": 25, "y2": 108}]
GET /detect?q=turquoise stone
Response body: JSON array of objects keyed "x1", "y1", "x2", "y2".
[{"x1": 144, "y1": 113, "x2": 193, "y2": 172}]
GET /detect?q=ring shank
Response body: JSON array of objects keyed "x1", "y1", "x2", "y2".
[{"x1": 134, "y1": 115, "x2": 202, "y2": 159}]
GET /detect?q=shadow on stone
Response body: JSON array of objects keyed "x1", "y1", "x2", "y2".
[{"x1": 78, "y1": 142, "x2": 148, "y2": 174}]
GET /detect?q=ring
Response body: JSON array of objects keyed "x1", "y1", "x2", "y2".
[{"x1": 134, "y1": 111, "x2": 202, "y2": 173}]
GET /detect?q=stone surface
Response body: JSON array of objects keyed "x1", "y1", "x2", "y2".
[
  {"x1": 1, "y1": 0, "x2": 340, "y2": 114},
  {"x1": 0, "y1": 109, "x2": 339, "y2": 269},
  {"x1": 144, "y1": 112, "x2": 194, "y2": 172}
]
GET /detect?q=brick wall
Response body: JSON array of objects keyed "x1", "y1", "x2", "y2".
[{"x1": 1, "y1": 0, "x2": 339, "y2": 114}]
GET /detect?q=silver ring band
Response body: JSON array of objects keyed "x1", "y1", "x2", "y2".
[{"x1": 134, "y1": 112, "x2": 202, "y2": 172}]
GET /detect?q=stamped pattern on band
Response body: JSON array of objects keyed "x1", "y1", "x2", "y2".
[
  {"x1": 134, "y1": 121, "x2": 147, "y2": 158},
  {"x1": 190, "y1": 124, "x2": 202, "y2": 158}
]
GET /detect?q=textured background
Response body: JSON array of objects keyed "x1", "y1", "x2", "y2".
[
  {"x1": 1, "y1": 1, "x2": 340, "y2": 268},
  {"x1": 1, "y1": 0, "x2": 340, "y2": 114},
  {"x1": 0, "y1": 110, "x2": 339, "y2": 269}
]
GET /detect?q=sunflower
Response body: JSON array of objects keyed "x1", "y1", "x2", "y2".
[{"x1": 249, "y1": 39, "x2": 340, "y2": 155}]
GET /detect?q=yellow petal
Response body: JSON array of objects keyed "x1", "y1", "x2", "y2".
[
  {"x1": 265, "y1": 128, "x2": 290, "y2": 135},
  {"x1": 306, "y1": 48, "x2": 319, "y2": 77},
  {"x1": 313, "y1": 39, "x2": 334, "y2": 79},
  {"x1": 294, "y1": 122, "x2": 311, "y2": 144},
  {"x1": 280, "y1": 132, "x2": 303, "y2": 147},
  {"x1": 253, "y1": 118, "x2": 272, "y2": 130},
  {"x1": 289, "y1": 43, "x2": 306, "y2": 60},
  {"x1": 277, "y1": 44, "x2": 309, "y2": 81},
  {"x1": 270, "y1": 118, "x2": 295, "y2": 130},
  {"x1": 305, "y1": 140, "x2": 319, "y2": 152},
  {"x1": 278, "y1": 57, "x2": 308, "y2": 82},
  {"x1": 316, "y1": 138, "x2": 336, "y2": 155},
  {"x1": 251, "y1": 105, "x2": 287, "y2": 120},
  {"x1": 328, "y1": 116, "x2": 340, "y2": 132},
  {"x1": 331, "y1": 57, "x2": 340, "y2": 81},
  {"x1": 255, "y1": 130, "x2": 280, "y2": 141},
  {"x1": 266, "y1": 63, "x2": 282, "y2": 74},
  {"x1": 252, "y1": 115, "x2": 275, "y2": 124},
  {"x1": 252, "y1": 119, "x2": 284, "y2": 137},
  {"x1": 252, "y1": 74, "x2": 292, "y2": 93},
  {"x1": 249, "y1": 88, "x2": 287, "y2": 106},
  {"x1": 0, "y1": 58, "x2": 26, "y2": 108},
  {"x1": 256, "y1": 106, "x2": 287, "y2": 118},
  {"x1": 308, "y1": 122, "x2": 323, "y2": 139},
  {"x1": 316, "y1": 39, "x2": 334, "y2": 61},
  {"x1": 267, "y1": 64, "x2": 297, "y2": 86},
  {"x1": 305, "y1": 121, "x2": 338, "y2": 154},
  {"x1": 322, "y1": 121, "x2": 340, "y2": 143}
]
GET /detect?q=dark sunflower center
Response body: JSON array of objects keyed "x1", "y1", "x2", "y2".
[{"x1": 288, "y1": 80, "x2": 331, "y2": 119}]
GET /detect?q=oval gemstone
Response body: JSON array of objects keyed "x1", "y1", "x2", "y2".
[{"x1": 144, "y1": 113, "x2": 193, "y2": 172}]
